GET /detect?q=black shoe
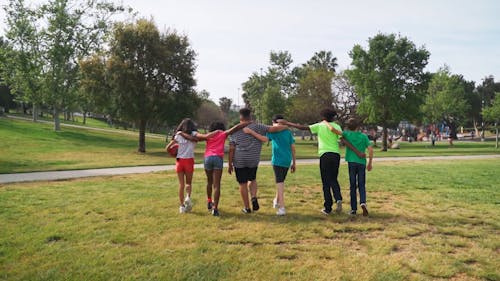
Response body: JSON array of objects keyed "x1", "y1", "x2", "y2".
[
  {"x1": 212, "y1": 209, "x2": 219, "y2": 216},
  {"x1": 350, "y1": 210, "x2": 357, "y2": 215},
  {"x1": 207, "y1": 201, "x2": 213, "y2": 210},
  {"x1": 251, "y1": 197, "x2": 260, "y2": 211},
  {"x1": 241, "y1": 208, "x2": 252, "y2": 214}
]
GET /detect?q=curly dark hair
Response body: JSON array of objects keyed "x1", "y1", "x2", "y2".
[
  {"x1": 209, "y1": 121, "x2": 226, "y2": 132},
  {"x1": 320, "y1": 108, "x2": 337, "y2": 122}
]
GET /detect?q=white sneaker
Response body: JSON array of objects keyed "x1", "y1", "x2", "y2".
[
  {"x1": 276, "y1": 207, "x2": 286, "y2": 216},
  {"x1": 179, "y1": 205, "x2": 186, "y2": 214},
  {"x1": 273, "y1": 198, "x2": 279, "y2": 209},
  {"x1": 184, "y1": 197, "x2": 192, "y2": 212},
  {"x1": 336, "y1": 200, "x2": 342, "y2": 213}
]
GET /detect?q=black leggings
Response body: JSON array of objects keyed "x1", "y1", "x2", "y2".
[{"x1": 319, "y1": 152, "x2": 342, "y2": 212}]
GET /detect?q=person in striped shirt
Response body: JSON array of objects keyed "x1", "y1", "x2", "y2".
[{"x1": 228, "y1": 108, "x2": 287, "y2": 214}]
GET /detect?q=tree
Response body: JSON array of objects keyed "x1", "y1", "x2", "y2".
[
  {"x1": 303, "y1": 50, "x2": 338, "y2": 73},
  {"x1": 40, "y1": 0, "x2": 124, "y2": 131},
  {"x1": 78, "y1": 54, "x2": 111, "y2": 124},
  {"x1": 107, "y1": 19, "x2": 198, "y2": 152},
  {"x1": 332, "y1": 71, "x2": 359, "y2": 125},
  {"x1": 2, "y1": 0, "x2": 44, "y2": 121},
  {"x1": 242, "y1": 50, "x2": 297, "y2": 121},
  {"x1": 219, "y1": 97, "x2": 232, "y2": 121},
  {"x1": 261, "y1": 84, "x2": 286, "y2": 123},
  {"x1": 421, "y1": 67, "x2": 471, "y2": 142},
  {"x1": 288, "y1": 68, "x2": 334, "y2": 139},
  {"x1": 196, "y1": 100, "x2": 224, "y2": 130},
  {"x1": 477, "y1": 76, "x2": 500, "y2": 140},
  {"x1": 347, "y1": 33, "x2": 430, "y2": 151},
  {"x1": 482, "y1": 93, "x2": 500, "y2": 148}
]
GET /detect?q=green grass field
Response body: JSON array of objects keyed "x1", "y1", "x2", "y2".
[
  {"x1": 0, "y1": 159, "x2": 498, "y2": 280},
  {"x1": 1, "y1": 117, "x2": 499, "y2": 174}
]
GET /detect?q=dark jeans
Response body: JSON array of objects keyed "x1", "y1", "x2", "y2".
[
  {"x1": 319, "y1": 152, "x2": 342, "y2": 212},
  {"x1": 348, "y1": 162, "x2": 366, "y2": 211}
]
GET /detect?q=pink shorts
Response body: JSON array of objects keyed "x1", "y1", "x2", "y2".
[{"x1": 176, "y1": 158, "x2": 194, "y2": 173}]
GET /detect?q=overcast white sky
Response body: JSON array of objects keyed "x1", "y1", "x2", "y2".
[{"x1": 2, "y1": 0, "x2": 499, "y2": 105}]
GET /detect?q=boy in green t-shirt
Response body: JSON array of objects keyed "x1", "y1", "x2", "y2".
[
  {"x1": 281, "y1": 109, "x2": 365, "y2": 215},
  {"x1": 326, "y1": 118, "x2": 373, "y2": 216}
]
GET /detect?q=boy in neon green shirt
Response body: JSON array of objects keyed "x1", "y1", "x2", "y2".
[{"x1": 281, "y1": 109, "x2": 365, "y2": 215}]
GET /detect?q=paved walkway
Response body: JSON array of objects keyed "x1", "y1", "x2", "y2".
[{"x1": 1, "y1": 155, "x2": 498, "y2": 184}]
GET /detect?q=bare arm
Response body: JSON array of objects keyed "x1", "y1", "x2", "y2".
[
  {"x1": 291, "y1": 144, "x2": 296, "y2": 173},
  {"x1": 267, "y1": 124, "x2": 288, "y2": 133},
  {"x1": 225, "y1": 121, "x2": 251, "y2": 135},
  {"x1": 178, "y1": 131, "x2": 198, "y2": 142},
  {"x1": 367, "y1": 146, "x2": 373, "y2": 171},
  {"x1": 322, "y1": 120, "x2": 343, "y2": 135},
  {"x1": 342, "y1": 137, "x2": 366, "y2": 158},
  {"x1": 280, "y1": 120, "x2": 310, "y2": 131},
  {"x1": 228, "y1": 144, "x2": 235, "y2": 175},
  {"x1": 243, "y1": 127, "x2": 268, "y2": 142},
  {"x1": 194, "y1": 130, "x2": 221, "y2": 141}
]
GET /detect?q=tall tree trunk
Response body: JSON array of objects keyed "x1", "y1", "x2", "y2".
[
  {"x1": 54, "y1": 107, "x2": 61, "y2": 131},
  {"x1": 138, "y1": 119, "x2": 147, "y2": 153},
  {"x1": 301, "y1": 130, "x2": 305, "y2": 141},
  {"x1": 495, "y1": 122, "x2": 499, "y2": 149},
  {"x1": 381, "y1": 125, "x2": 388, "y2": 151},
  {"x1": 83, "y1": 111, "x2": 87, "y2": 125},
  {"x1": 473, "y1": 117, "x2": 479, "y2": 138},
  {"x1": 480, "y1": 121, "x2": 485, "y2": 142},
  {"x1": 32, "y1": 104, "x2": 38, "y2": 122}
]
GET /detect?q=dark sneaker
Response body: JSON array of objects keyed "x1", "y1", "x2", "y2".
[
  {"x1": 251, "y1": 197, "x2": 260, "y2": 211},
  {"x1": 207, "y1": 201, "x2": 213, "y2": 211},
  {"x1": 241, "y1": 208, "x2": 252, "y2": 214},
  {"x1": 321, "y1": 209, "x2": 331, "y2": 215},
  {"x1": 350, "y1": 210, "x2": 357, "y2": 215},
  {"x1": 361, "y1": 203, "x2": 369, "y2": 216},
  {"x1": 212, "y1": 209, "x2": 219, "y2": 216}
]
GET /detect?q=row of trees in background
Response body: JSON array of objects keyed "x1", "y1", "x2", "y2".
[
  {"x1": 240, "y1": 34, "x2": 500, "y2": 151},
  {"x1": 0, "y1": 0, "x2": 126, "y2": 130},
  {"x1": 1, "y1": 1, "x2": 498, "y2": 151},
  {"x1": 0, "y1": 0, "x2": 205, "y2": 152}
]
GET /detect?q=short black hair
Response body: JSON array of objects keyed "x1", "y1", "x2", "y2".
[
  {"x1": 320, "y1": 108, "x2": 337, "y2": 122},
  {"x1": 239, "y1": 108, "x2": 252, "y2": 120},
  {"x1": 346, "y1": 118, "x2": 359, "y2": 131},
  {"x1": 272, "y1": 114, "x2": 284, "y2": 123},
  {"x1": 209, "y1": 121, "x2": 226, "y2": 132}
]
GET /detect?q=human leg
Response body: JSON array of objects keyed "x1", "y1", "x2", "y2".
[
  {"x1": 348, "y1": 162, "x2": 358, "y2": 212},
  {"x1": 319, "y1": 153, "x2": 334, "y2": 213}
]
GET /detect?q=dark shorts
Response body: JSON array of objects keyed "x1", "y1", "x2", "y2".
[
  {"x1": 234, "y1": 167, "x2": 258, "y2": 184},
  {"x1": 272, "y1": 165, "x2": 289, "y2": 183}
]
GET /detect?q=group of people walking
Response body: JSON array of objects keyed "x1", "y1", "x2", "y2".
[{"x1": 166, "y1": 107, "x2": 374, "y2": 217}]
